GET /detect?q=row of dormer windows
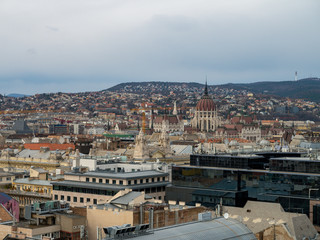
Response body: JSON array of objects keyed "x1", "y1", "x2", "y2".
[{"x1": 84, "y1": 176, "x2": 166, "y2": 185}]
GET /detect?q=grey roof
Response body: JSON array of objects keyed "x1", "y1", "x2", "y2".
[
  {"x1": 12, "y1": 119, "x2": 32, "y2": 134},
  {"x1": 66, "y1": 170, "x2": 168, "y2": 179},
  {"x1": 171, "y1": 145, "x2": 193, "y2": 155},
  {"x1": 14, "y1": 178, "x2": 52, "y2": 186},
  {"x1": 111, "y1": 192, "x2": 142, "y2": 205},
  {"x1": 300, "y1": 141, "x2": 320, "y2": 149},
  {"x1": 51, "y1": 180, "x2": 169, "y2": 191},
  {"x1": 16, "y1": 149, "x2": 65, "y2": 160},
  {"x1": 31, "y1": 167, "x2": 48, "y2": 173},
  {"x1": 0, "y1": 172, "x2": 15, "y2": 177},
  {"x1": 95, "y1": 203, "x2": 120, "y2": 210},
  {"x1": 130, "y1": 218, "x2": 256, "y2": 240}
]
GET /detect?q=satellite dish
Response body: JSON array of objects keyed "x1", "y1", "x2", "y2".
[{"x1": 223, "y1": 213, "x2": 229, "y2": 219}]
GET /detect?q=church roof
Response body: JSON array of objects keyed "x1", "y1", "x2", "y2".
[
  {"x1": 196, "y1": 84, "x2": 215, "y2": 111},
  {"x1": 196, "y1": 95, "x2": 215, "y2": 111},
  {"x1": 154, "y1": 115, "x2": 179, "y2": 124}
]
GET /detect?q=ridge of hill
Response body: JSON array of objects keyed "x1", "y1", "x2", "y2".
[{"x1": 106, "y1": 78, "x2": 320, "y2": 102}]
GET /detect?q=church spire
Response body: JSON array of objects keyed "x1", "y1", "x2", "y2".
[{"x1": 204, "y1": 77, "x2": 208, "y2": 95}]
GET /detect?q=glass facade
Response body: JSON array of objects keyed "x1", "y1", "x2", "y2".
[
  {"x1": 269, "y1": 158, "x2": 320, "y2": 173},
  {"x1": 190, "y1": 154, "x2": 267, "y2": 169},
  {"x1": 172, "y1": 166, "x2": 320, "y2": 216}
]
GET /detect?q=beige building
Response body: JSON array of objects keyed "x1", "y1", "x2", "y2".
[
  {"x1": 86, "y1": 189, "x2": 208, "y2": 240},
  {"x1": 0, "y1": 171, "x2": 15, "y2": 187},
  {"x1": 0, "y1": 148, "x2": 63, "y2": 171},
  {"x1": 52, "y1": 170, "x2": 169, "y2": 207},
  {"x1": 0, "y1": 200, "x2": 86, "y2": 240}
]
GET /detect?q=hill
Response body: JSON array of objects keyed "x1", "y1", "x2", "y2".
[
  {"x1": 220, "y1": 78, "x2": 320, "y2": 102},
  {"x1": 106, "y1": 78, "x2": 320, "y2": 102}
]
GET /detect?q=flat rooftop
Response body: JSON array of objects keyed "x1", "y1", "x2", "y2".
[{"x1": 66, "y1": 170, "x2": 168, "y2": 179}]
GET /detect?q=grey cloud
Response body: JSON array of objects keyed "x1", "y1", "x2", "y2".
[
  {"x1": 46, "y1": 26, "x2": 59, "y2": 32},
  {"x1": 26, "y1": 48, "x2": 37, "y2": 55}
]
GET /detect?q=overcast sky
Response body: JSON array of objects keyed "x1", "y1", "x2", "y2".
[{"x1": 0, "y1": 0, "x2": 319, "y2": 94}]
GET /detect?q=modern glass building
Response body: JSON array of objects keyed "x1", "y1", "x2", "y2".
[{"x1": 167, "y1": 152, "x2": 320, "y2": 229}]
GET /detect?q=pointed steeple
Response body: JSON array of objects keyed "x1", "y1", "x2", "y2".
[{"x1": 204, "y1": 77, "x2": 208, "y2": 95}]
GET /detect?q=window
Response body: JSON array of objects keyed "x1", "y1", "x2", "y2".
[
  {"x1": 61, "y1": 195, "x2": 64, "y2": 200},
  {"x1": 152, "y1": 178, "x2": 155, "y2": 182},
  {"x1": 73, "y1": 197, "x2": 77, "y2": 202},
  {"x1": 87, "y1": 198, "x2": 90, "y2": 202},
  {"x1": 119, "y1": 180, "x2": 123, "y2": 185},
  {"x1": 67, "y1": 196, "x2": 71, "y2": 201},
  {"x1": 80, "y1": 197, "x2": 84, "y2": 203},
  {"x1": 162, "y1": 177, "x2": 165, "y2": 181},
  {"x1": 93, "y1": 199, "x2": 97, "y2": 204},
  {"x1": 134, "y1": 180, "x2": 137, "y2": 184},
  {"x1": 128, "y1": 180, "x2": 131, "y2": 185},
  {"x1": 54, "y1": 195, "x2": 58, "y2": 200},
  {"x1": 112, "y1": 180, "x2": 116, "y2": 184},
  {"x1": 92, "y1": 178, "x2": 96, "y2": 183},
  {"x1": 99, "y1": 179, "x2": 103, "y2": 183},
  {"x1": 157, "y1": 177, "x2": 160, "y2": 182},
  {"x1": 106, "y1": 179, "x2": 109, "y2": 184},
  {"x1": 6, "y1": 177, "x2": 11, "y2": 181},
  {"x1": 146, "y1": 179, "x2": 149, "y2": 183},
  {"x1": 86, "y1": 178, "x2": 89, "y2": 182}
]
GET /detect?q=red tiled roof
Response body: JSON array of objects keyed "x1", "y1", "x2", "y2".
[{"x1": 24, "y1": 143, "x2": 75, "y2": 150}]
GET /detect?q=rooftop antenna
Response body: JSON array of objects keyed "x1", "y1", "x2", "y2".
[{"x1": 295, "y1": 71, "x2": 298, "y2": 81}]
